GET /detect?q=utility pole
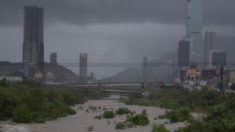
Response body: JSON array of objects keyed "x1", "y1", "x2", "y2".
[
  {"x1": 173, "y1": 56, "x2": 175, "y2": 80},
  {"x1": 167, "y1": 60, "x2": 170, "y2": 82}
]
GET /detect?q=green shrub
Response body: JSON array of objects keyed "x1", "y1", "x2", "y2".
[
  {"x1": 116, "y1": 107, "x2": 131, "y2": 115},
  {"x1": 158, "y1": 114, "x2": 166, "y2": 119},
  {"x1": 87, "y1": 126, "x2": 94, "y2": 131},
  {"x1": 34, "y1": 116, "x2": 46, "y2": 123},
  {"x1": 125, "y1": 114, "x2": 134, "y2": 123},
  {"x1": 103, "y1": 111, "x2": 115, "y2": 118},
  {"x1": 141, "y1": 109, "x2": 147, "y2": 115},
  {"x1": 170, "y1": 114, "x2": 179, "y2": 123},
  {"x1": 68, "y1": 108, "x2": 76, "y2": 115},
  {"x1": 178, "y1": 107, "x2": 190, "y2": 119},
  {"x1": 151, "y1": 123, "x2": 169, "y2": 132},
  {"x1": 126, "y1": 122, "x2": 135, "y2": 128},
  {"x1": 12, "y1": 104, "x2": 31, "y2": 123},
  {"x1": 115, "y1": 122, "x2": 126, "y2": 129},
  {"x1": 94, "y1": 115, "x2": 102, "y2": 120},
  {"x1": 88, "y1": 106, "x2": 97, "y2": 112},
  {"x1": 132, "y1": 114, "x2": 149, "y2": 126},
  {"x1": 0, "y1": 87, "x2": 20, "y2": 120}
]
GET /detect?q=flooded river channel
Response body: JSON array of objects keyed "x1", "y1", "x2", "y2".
[{"x1": 1, "y1": 96, "x2": 188, "y2": 132}]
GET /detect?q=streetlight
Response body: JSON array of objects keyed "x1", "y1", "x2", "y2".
[{"x1": 167, "y1": 60, "x2": 170, "y2": 82}]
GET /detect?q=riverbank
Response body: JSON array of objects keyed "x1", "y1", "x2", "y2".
[{"x1": 1, "y1": 96, "x2": 189, "y2": 132}]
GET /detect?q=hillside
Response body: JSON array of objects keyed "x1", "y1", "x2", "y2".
[{"x1": 108, "y1": 49, "x2": 177, "y2": 81}]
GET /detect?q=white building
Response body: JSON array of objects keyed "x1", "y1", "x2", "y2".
[{"x1": 0, "y1": 76, "x2": 22, "y2": 82}]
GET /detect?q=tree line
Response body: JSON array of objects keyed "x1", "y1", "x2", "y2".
[{"x1": 0, "y1": 78, "x2": 109, "y2": 123}]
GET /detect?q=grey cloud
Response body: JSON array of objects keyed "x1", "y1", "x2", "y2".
[{"x1": 0, "y1": 0, "x2": 235, "y2": 27}]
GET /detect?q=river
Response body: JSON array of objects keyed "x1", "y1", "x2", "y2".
[{"x1": 1, "y1": 95, "x2": 190, "y2": 132}]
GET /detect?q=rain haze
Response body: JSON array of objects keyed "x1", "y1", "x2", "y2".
[{"x1": 0, "y1": 0, "x2": 235, "y2": 78}]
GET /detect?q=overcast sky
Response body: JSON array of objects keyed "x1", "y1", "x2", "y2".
[{"x1": 0, "y1": 0, "x2": 235, "y2": 78}]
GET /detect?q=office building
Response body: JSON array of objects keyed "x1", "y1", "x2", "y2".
[
  {"x1": 23, "y1": 6, "x2": 44, "y2": 77},
  {"x1": 79, "y1": 53, "x2": 88, "y2": 79},
  {"x1": 50, "y1": 53, "x2": 57, "y2": 65},
  {"x1": 209, "y1": 50, "x2": 227, "y2": 69},
  {"x1": 205, "y1": 32, "x2": 217, "y2": 70},
  {"x1": 178, "y1": 39, "x2": 191, "y2": 67},
  {"x1": 186, "y1": 0, "x2": 202, "y2": 66},
  {"x1": 142, "y1": 57, "x2": 148, "y2": 81}
]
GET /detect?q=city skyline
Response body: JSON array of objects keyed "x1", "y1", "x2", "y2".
[{"x1": 0, "y1": 0, "x2": 235, "y2": 79}]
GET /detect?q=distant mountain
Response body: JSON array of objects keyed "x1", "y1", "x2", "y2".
[
  {"x1": 107, "y1": 68, "x2": 142, "y2": 81},
  {"x1": 108, "y1": 36, "x2": 235, "y2": 81},
  {"x1": 0, "y1": 62, "x2": 77, "y2": 77},
  {"x1": 107, "y1": 49, "x2": 177, "y2": 81},
  {"x1": 44, "y1": 63, "x2": 77, "y2": 76}
]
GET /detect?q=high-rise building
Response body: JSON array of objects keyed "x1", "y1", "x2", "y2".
[
  {"x1": 142, "y1": 57, "x2": 147, "y2": 81},
  {"x1": 50, "y1": 53, "x2": 57, "y2": 65},
  {"x1": 79, "y1": 53, "x2": 88, "y2": 79},
  {"x1": 209, "y1": 50, "x2": 227, "y2": 69},
  {"x1": 23, "y1": 6, "x2": 44, "y2": 77},
  {"x1": 178, "y1": 38, "x2": 191, "y2": 68},
  {"x1": 205, "y1": 32, "x2": 217, "y2": 70},
  {"x1": 186, "y1": 0, "x2": 202, "y2": 67}
]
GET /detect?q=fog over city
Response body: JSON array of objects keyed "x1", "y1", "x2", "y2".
[{"x1": 0, "y1": 0, "x2": 235, "y2": 78}]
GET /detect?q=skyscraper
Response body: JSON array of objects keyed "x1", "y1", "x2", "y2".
[
  {"x1": 23, "y1": 6, "x2": 44, "y2": 77},
  {"x1": 209, "y1": 50, "x2": 227, "y2": 69},
  {"x1": 50, "y1": 53, "x2": 57, "y2": 65},
  {"x1": 186, "y1": 0, "x2": 202, "y2": 67},
  {"x1": 79, "y1": 53, "x2": 88, "y2": 79},
  {"x1": 205, "y1": 32, "x2": 217, "y2": 70},
  {"x1": 178, "y1": 39, "x2": 191, "y2": 67}
]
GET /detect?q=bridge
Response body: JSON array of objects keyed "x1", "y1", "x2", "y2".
[{"x1": 43, "y1": 81, "x2": 184, "y2": 90}]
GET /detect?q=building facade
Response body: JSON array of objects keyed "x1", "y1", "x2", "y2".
[
  {"x1": 23, "y1": 6, "x2": 44, "y2": 77},
  {"x1": 209, "y1": 50, "x2": 227, "y2": 69},
  {"x1": 50, "y1": 53, "x2": 57, "y2": 65},
  {"x1": 186, "y1": 0, "x2": 202, "y2": 66},
  {"x1": 205, "y1": 32, "x2": 217, "y2": 70},
  {"x1": 178, "y1": 39, "x2": 191, "y2": 67},
  {"x1": 79, "y1": 53, "x2": 88, "y2": 79}
]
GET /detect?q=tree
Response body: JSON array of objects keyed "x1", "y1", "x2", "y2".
[{"x1": 0, "y1": 78, "x2": 9, "y2": 87}]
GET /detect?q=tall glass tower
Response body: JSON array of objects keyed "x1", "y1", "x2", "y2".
[
  {"x1": 186, "y1": 0, "x2": 202, "y2": 68},
  {"x1": 23, "y1": 6, "x2": 44, "y2": 77}
]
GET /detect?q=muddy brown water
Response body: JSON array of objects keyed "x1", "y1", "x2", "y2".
[{"x1": 1, "y1": 95, "x2": 192, "y2": 132}]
